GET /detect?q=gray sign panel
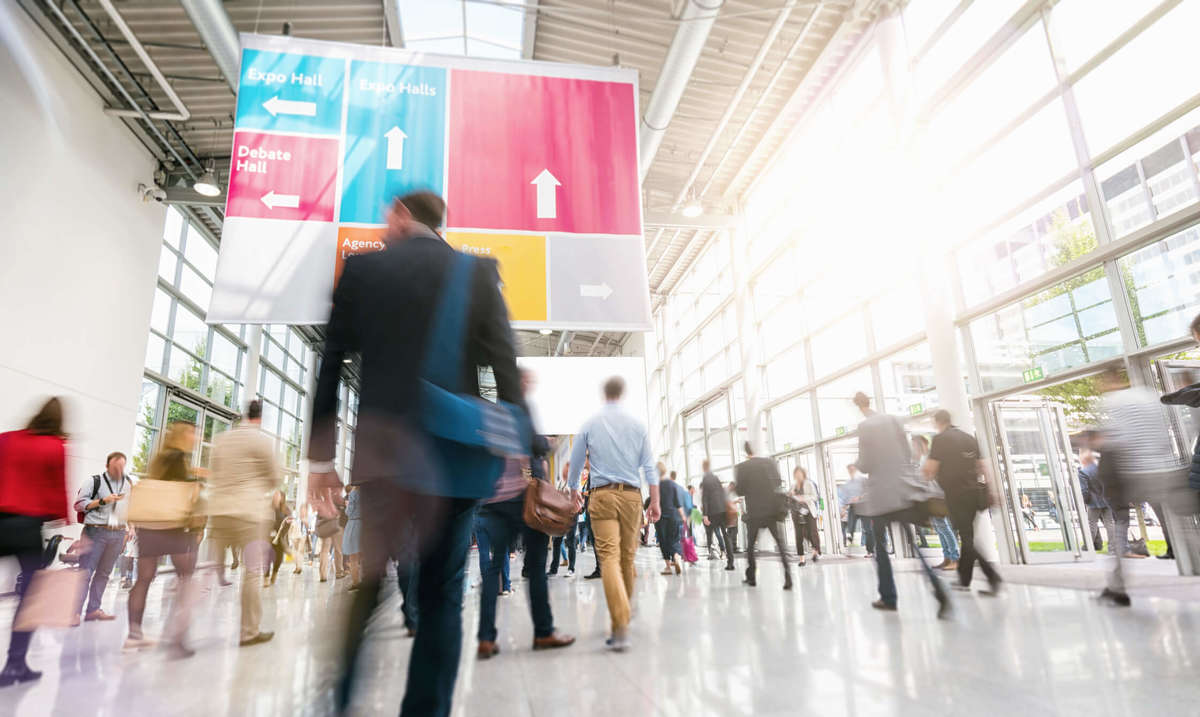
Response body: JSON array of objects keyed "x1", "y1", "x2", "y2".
[{"x1": 547, "y1": 234, "x2": 651, "y2": 330}]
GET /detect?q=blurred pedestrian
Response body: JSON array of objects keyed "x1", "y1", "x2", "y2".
[
  {"x1": 0, "y1": 398, "x2": 70, "y2": 687},
  {"x1": 852, "y1": 392, "x2": 950, "y2": 618},
  {"x1": 657, "y1": 463, "x2": 685, "y2": 575},
  {"x1": 124, "y1": 419, "x2": 204, "y2": 657},
  {"x1": 1096, "y1": 366, "x2": 1180, "y2": 607},
  {"x1": 912, "y1": 435, "x2": 958, "y2": 570},
  {"x1": 72, "y1": 450, "x2": 131, "y2": 624},
  {"x1": 267, "y1": 490, "x2": 296, "y2": 582},
  {"x1": 208, "y1": 399, "x2": 278, "y2": 647},
  {"x1": 733, "y1": 443, "x2": 792, "y2": 590},
  {"x1": 309, "y1": 191, "x2": 530, "y2": 717},
  {"x1": 343, "y1": 485, "x2": 362, "y2": 591},
  {"x1": 1078, "y1": 447, "x2": 1112, "y2": 552},
  {"x1": 924, "y1": 410, "x2": 1001, "y2": 596},
  {"x1": 568, "y1": 376, "x2": 660, "y2": 652},
  {"x1": 789, "y1": 467, "x2": 821, "y2": 566},
  {"x1": 699, "y1": 460, "x2": 727, "y2": 561}
]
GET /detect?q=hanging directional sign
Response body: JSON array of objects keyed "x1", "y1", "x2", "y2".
[{"x1": 208, "y1": 34, "x2": 650, "y2": 331}]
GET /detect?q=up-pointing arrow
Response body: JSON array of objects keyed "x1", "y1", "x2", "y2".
[
  {"x1": 530, "y1": 169, "x2": 561, "y2": 219},
  {"x1": 262, "y1": 95, "x2": 317, "y2": 117},
  {"x1": 260, "y1": 190, "x2": 300, "y2": 209},
  {"x1": 579, "y1": 283, "x2": 613, "y2": 300},
  {"x1": 385, "y1": 126, "x2": 407, "y2": 170}
]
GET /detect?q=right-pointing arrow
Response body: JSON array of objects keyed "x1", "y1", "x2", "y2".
[
  {"x1": 579, "y1": 283, "x2": 613, "y2": 300},
  {"x1": 530, "y1": 168, "x2": 561, "y2": 219},
  {"x1": 260, "y1": 190, "x2": 300, "y2": 210}
]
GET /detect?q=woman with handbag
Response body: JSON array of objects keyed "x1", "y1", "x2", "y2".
[
  {"x1": 0, "y1": 398, "x2": 70, "y2": 687},
  {"x1": 124, "y1": 419, "x2": 203, "y2": 657},
  {"x1": 267, "y1": 490, "x2": 295, "y2": 585},
  {"x1": 789, "y1": 467, "x2": 822, "y2": 566}
]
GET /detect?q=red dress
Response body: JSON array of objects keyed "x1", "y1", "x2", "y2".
[{"x1": 0, "y1": 430, "x2": 70, "y2": 521}]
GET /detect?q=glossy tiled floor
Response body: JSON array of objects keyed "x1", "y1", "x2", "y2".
[{"x1": 3, "y1": 546, "x2": 1200, "y2": 716}]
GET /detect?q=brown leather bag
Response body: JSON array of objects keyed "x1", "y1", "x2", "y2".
[{"x1": 523, "y1": 479, "x2": 577, "y2": 537}]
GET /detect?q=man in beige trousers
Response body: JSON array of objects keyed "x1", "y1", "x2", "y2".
[{"x1": 209, "y1": 399, "x2": 279, "y2": 647}]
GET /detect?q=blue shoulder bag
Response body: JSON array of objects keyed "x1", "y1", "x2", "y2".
[{"x1": 420, "y1": 251, "x2": 531, "y2": 499}]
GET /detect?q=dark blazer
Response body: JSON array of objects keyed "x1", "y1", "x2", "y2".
[
  {"x1": 733, "y1": 457, "x2": 781, "y2": 519},
  {"x1": 309, "y1": 233, "x2": 526, "y2": 492},
  {"x1": 700, "y1": 471, "x2": 726, "y2": 516}
]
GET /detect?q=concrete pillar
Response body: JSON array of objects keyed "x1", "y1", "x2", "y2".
[
  {"x1": 242, "y1": 325, "x2": 264, "y2": 407},
  {"x1": 730, "y1": 208, "x2": 763, "y2": 454},
  {"x1": 297, "y1": 349, "x2": 318, "y2": 506}
]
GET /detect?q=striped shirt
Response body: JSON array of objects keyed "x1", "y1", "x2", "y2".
[{"x1": 1102, "y1": 387, "x2": 1179, "y2": 474}]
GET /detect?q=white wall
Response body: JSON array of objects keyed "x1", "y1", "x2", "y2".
[{"x1": 0, "y1": 7, "x2": 164, "y2": 501}]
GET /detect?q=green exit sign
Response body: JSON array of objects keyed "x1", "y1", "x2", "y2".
[
  {"x1": 908, "y1": 403, "x2": 923, "y2": 416},
  {"x1": 1022, "y1": 366, "x2": 1045, "y2": 383},
  {"x1": 835, "y1": 426, "x2": 847, "y2": 437}
]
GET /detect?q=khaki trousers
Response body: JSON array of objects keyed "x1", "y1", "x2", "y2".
[
  {"x1": 210, "y1": 517, "x2": 267, "y2": 641},
  {"x1": 588, "y1": 488, "x2": 643, "y2": 633}
]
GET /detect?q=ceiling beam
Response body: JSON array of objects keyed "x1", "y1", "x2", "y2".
[
  {"x1": 521, "y1": 0, "x2": 539, "y2": 59},
  {"x1": 384, "y1": 0, "x2": 405, "y2": 48}
]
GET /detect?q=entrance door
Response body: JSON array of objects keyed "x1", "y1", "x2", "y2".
[
  {"x1": 164, "y1": 393, "x2": 234, "y2": 471},
  {"x1": 1154, "y1": 360, "x2": 1200, "y2": 461},
  {"x1": 992, "y1": 399, "x2": 1092, "y2": 563},
  {"x1": 777, "y1": 450, "x2": 837, "y2": 556}
]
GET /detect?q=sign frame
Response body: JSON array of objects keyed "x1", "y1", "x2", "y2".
[{"x1": 208, "y1": 33, "x2": 652, "y2": 332}]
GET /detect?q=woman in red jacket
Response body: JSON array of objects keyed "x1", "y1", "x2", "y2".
[{"x1": 0, "y1": 397, "x2": 70, "y2": 687}]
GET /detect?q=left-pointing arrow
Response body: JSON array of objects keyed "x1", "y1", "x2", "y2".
[
  {"x1": 262, "y1": 96, "x2": 317, "y2": 117},
  {"x1": 385, "y1": 126, "x2": 407, "y2": 170},
  {"x1": 261, "y1": 191, "x2": 300, "y2": 209}
]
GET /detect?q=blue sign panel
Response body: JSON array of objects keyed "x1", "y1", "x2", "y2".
[
  {"x1": 234, "y1": 49, "x2": 345, "y2": 135},
  {"x1": 340, "y1": 61, "x2": 447, "y2": 224}
]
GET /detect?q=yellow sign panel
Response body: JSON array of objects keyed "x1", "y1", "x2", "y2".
[{"x1": 445, "y1": 232, "x2": 547, "y2": 322}]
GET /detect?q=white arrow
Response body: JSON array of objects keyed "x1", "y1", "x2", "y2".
[
  {"x1": 385, "y1": 126, "x2": 407, "y2": 170},
  {"x1": 262, "y1": 95, "x2": 317, "y2": 117},
  {"x1": 579, "y1": 283, "x2": 613, "y2": 300},
  {"x1": 530, "y1": 169, "x2": 561, "y2": 219},
  {"x1": 260, "y1": 190, "x2": 300, "y2": 209}
]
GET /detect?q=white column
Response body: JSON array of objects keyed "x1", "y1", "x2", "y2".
[
  {"x1": 242, "y1": 325, "x2": 264, "y2": 408},
  {"x1": 297, "y1": 349, "x2": 318, "y2": 506},
  {"x1": 730, "y1": 208, "x2": 763, "y2": 453},
  {"x1": 338, "y1": 382, "x2": 350, "y2": 481}
]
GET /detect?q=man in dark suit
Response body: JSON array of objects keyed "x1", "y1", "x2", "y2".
[
  {"x1": 699, "y1": 459, "x2": 728, "y2": 562},
  {"x1": 732, "y1": 442, "x2": 792, "y2": 590},
  {"x1": 307, "y1": 191, "x2": 527, "y2": 717}
]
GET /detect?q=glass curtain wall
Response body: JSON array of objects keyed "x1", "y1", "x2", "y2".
[{"x1": 646, "y1": 0, "x2": 1200, "y2": 562}]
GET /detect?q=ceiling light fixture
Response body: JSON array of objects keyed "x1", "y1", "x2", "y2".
[
  {"x1": 680, "y1": 188, "x2": 702, "y2": 218},
  {"x1": 193, "y1": 161, "x2": 221, "y2": 197},
  {"x1": 539, "y1": 329, "x2": 553, "y2": 335}
]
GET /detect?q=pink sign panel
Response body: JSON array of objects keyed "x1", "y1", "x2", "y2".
[
  {"x1": 447, "y1": 70, "x2": 640, "y2": 235},
  {"x1": 225, "y1": 131, "x2": 339, "y2": 222}
]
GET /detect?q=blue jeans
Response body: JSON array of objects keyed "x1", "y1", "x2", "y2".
[
  {"x1": 475, "y1": 513, "x2": 510, "y2": 591},
  {"x1": 77, "y1": 526, "x2": 126, "y2": 615},
  {"x1": 871, "y1": 517, "x2": 947, "y2": 609},
  {"x1": 476, "y1": 497, "x2": 554, "y2": 643},
  {"x1": 931, "y1": 516, "x2": 959, "y2": 561}
]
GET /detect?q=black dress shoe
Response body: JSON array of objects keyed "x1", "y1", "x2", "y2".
[
  {"x1": 742, "y1": 578, "x2": 756, "y2": 587},
  {"x1": 783, "y1": 580, "x2": 793, "y2": 591},
  {"x1": 0, "y1": 662, "x2": 41, "y2": 688},
  {"x1": 584, "y1": 570, "x2": 602, "y2": 580},
  {"x1": 1098, "y1": 588, "x2": 1131, "y2": 607},
  {"x1": 871, "y1": 599, "x2": 897, "y2": 611}
]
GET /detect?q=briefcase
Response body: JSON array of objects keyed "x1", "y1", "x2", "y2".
[{"x1": 127, "y1": 479, "x2": 199, "y2": 529}]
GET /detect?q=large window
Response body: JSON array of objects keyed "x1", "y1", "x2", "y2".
[
  {"x1": 148, "y1": 206, "x2": 245, "y2": 410},
  {"x1": 1119, "y1": 223, "x2": 1200, "y2": 347},
  {"x1": 970, "y1": 270, "x2": 1121, "y2": 393}
]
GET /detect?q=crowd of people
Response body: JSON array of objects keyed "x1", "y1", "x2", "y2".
[{"x1": 0, "y1": 191, "x2": 1197, "y2": 717}]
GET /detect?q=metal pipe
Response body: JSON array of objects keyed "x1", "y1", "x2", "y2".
[
  {"x1": 671, "y1": 1, "x2": 801, "y2": 209},
  {"x1": 698, "y1": 3, "x2": 824, "y2": 198},
  {"x1": 639, "y1": 0, "x2": 722, "y2": 181},
  {"x1": 180, "y1": 0, "x2": 241, "y2": 92},
  {"x1": 95, "y1": 0, "x2": 189, "y2": 121},
  {"x1": 42, "y1": 0, "x2": 199, "y2": 180},
  {"x1": 587, "y1": 332, "x2": 605, "y2": 356}
]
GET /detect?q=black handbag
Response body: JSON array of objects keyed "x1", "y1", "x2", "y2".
[{"x1": 0, "y1": 514, "x2": 43, "y2": 557}]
